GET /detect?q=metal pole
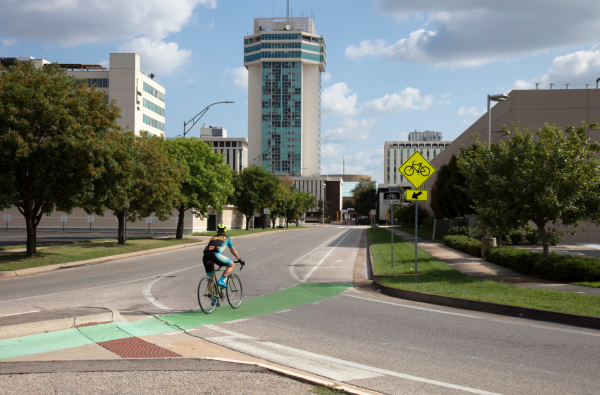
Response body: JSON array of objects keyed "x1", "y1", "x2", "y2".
[
  {"x1": 487, "y1": 94, "x2": 491, "y2": 149},
  {"x1": 391, "y1": 204, "x2": 394, "y2": 267},
  {"x1": 415, "y1": 202, "x2": 418, "y2": 283}
]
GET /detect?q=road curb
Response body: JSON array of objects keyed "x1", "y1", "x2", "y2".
[
  {"x1": 365, "y1": 231, "x2": 600, "y2": 330},
  {"x1": 372, "y1": 280, "x2": 600, "y2": 330},
  {"x1": 205, "y1": 357, "x2": 380, "y2": 395},
  {"x1": 0, "y1": 307, "x2": 124, "y2": 340},
  {"x1": 0, "y1": 241, "x2": 205, "y2": 280}
]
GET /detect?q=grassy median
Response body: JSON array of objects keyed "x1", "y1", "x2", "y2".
[
  {"x1": 0, "y1": 238, "x2": 200, "y2": 272},
  {"x1": 392, "y1": 225, "x2": 441, "y2": 242},
  {"x1": 190, "y1": 226, "x2": 307, "y2": 237},
  {"x1": 369, "y1": 227, "x2": 600, "y2": 317}
]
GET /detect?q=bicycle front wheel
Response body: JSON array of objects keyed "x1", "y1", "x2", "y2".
[
  {"x1": 198, "y1": 276, "x2": 217, "y2": 314},
  {"x1": 420, "y1": 167, "x2": 430, "y2": 176},
  {"x1": 226, "y1": 274, "x2": 243, "y2": 309}
]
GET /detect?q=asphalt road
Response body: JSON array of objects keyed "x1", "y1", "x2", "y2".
[{"x1": 1, "y1": 226, "x2": 599, "y2": 394}]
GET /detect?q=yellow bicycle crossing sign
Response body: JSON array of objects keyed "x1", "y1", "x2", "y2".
[{"x1": 398, "y1": 151, "x2": 436, "y2": 189}]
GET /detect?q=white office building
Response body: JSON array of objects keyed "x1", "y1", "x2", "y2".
[
  {"x1": 0, "y1": 53, "x2": 165, "y2": 136},
  {"x1": 200, "y1": 127, "x2": 248, "y2": 172},
  {"x1": 244, "y1": 17, "x2": 326, "y2": 177},
  {"x1": 384, "y1": 131, "x2": 452, "y2": 187}
]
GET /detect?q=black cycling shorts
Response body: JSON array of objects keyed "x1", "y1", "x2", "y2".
[{"x1": 203, "y1": 252, "x2": 233, "y2": 274}]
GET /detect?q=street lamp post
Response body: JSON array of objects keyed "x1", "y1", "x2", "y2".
[
  {"x1": 183, "y1": 101, "x2": 234, "y2": 138},
  {"x1": 487, "y1": 93, "x2": 509, "y2": 148}
]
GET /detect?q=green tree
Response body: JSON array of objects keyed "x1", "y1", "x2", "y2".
[
  {"x1": 167, "y1": 137, "x2": 233, "y2": 239},
  {"x1": 458, "y1": 123, "x2": 600, "y2": 257},
  {"x1": 351, "y1": 178, "x2": 377, "y2": 216},
  {"x1": 229, "y1": 165, "x2": 279, "y2": 230},
  {"x1": 316, "y1": 198, "x2": 330, "y2": 219},
  {"x1": 269, "y1": 176, "x2": 297, "y2": 228},
  {"x1": 293, "y1": 190, "x2": 317, "y2": 226},
  {"x1": 0, "y1": 62, "x2": 122, "y2": 256},
  {"x1": 433, "y1": 154, "x2": 474, "y2": 219},
  {"x1": 342, "y1": 199, "x2": 355, "y2": 210},
  {"x1": 101, "y1": 131, "x2": 186, "y2": 244}
]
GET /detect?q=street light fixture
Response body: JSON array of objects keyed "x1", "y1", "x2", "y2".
[
  {"x1": 183, "y1": 101, "x2": 234, "y2": 138},
  {"x1": 487, "y1": 93, "x2": 509, "y2": 148}
]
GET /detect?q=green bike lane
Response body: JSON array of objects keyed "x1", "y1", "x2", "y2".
[{"x1": 0, "y1": 282, "x2": 351, "y2": 360}]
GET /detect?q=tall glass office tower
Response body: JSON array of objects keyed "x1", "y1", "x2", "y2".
[{"x1": 244, "y1": 17, "x2": 326, "y2": 176}]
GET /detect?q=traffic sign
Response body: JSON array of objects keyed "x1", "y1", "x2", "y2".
[
  {"x1": 263, "y1": 208, "x2": 270, "y2": 215},
  {"x1": 405, "y1": 189, "x2": 429, "y2": 201},
  {"x1": 386, "y1": 212, "x2": 390, "y2": 218},
  {"x1": 383, "y1": 191, "x2": 401, "y2": 205},
  {"x1": 398, "y1": 151, "x2": 437, "y2": 189},
  {"x1": 4, "y1": 215, "x2": 10, "y2": 222}
]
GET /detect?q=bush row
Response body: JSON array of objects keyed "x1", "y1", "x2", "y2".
[
  {"x1": 443, "y1": 235, "x2": 482, "y2": 257},
  {"x1": 484, "y1": 247, "x2": 600, "y2": 282}
]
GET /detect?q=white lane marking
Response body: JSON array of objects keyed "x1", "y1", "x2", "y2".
[
  {"x1": 0, "y1": 310, "x2": 40, "y2": 317},
  {"x1": 288, "y1": 231, "x2": 346, "y2": 282},
  {"x1": 275, "y1": 309, "x2": 291, "y2": 313},
  {"x1": 301, "y1": 231, "x2": 354, "y2": 282},
  {"x1": 343, "y1": 294, "x2": 480, "y2": 318},
  {"x1": 249, "y1": 248, "x2": 257, "y2": 250},
  {"x1": 205, "y1": 324, "x2": 255, "y2": 339},
  {"x1": 143, "y1": 277, "x2": 175, "y2": 313},
  {"x1": 207, "y1": 327, "x2": 500, "y2": 394},
  {"x1": 221, "y1": 318, "x2": 250, "y2": 324},
  {"x1": 0, "y1": 264, "x2": 203, "y2": 305}
]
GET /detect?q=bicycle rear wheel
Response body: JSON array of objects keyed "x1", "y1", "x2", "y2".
[
  {"x1": 226, "y1": 274, "x2": 243, "y2": 309},
  {"x1": 198, "y1": 276, "x2": 217, "y2": 314}
]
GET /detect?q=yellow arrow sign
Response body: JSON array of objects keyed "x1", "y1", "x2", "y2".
[
  {"x1": 386, "y1": 212, "x2": 390, "y2": 218},
  {"x1": 398, "y1": 151, "x2": 437, "y2": 189},
  {"x1": 405, "y1": 189, "x2": 429, "y2": 201}
]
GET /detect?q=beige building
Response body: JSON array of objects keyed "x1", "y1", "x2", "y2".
[
  {"x1": 200, "y1": 127, "x2": 249, "y2": 172},
  {"x1": 0, "y1": 53, "x2": 165, "y2": 136},
  {"x1": 245, "y1": 17, "x2": 326, "y2": 176},
  {"x1": 424, "y1": 88, "x2": 600, "y2": 243}
]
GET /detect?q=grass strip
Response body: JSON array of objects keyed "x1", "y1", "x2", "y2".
[
  {"x1": 0, "y1": 237, "x2": 154, "y2": 251},
  {"x1": 393, "y1": 225, "x2": 440, "y2": 242},
  {"x1": 370, "y1": 228, "x2": 600, "y2": 317},
  {"x1": 191, "y1": 226, "x2": 307, "y2": 237},
  {"x1": 571, "y1": 282, "x2": 600, "y2": 288},
  {"x1": 0, "y1": 238, "x2": 199, "y2": 272}
]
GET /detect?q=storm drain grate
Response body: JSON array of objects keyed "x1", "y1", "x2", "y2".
[
  {"x1": 97, "y1": 337, "x2": 181, "y2": 358},
  {"x1": 77, "y1": 322, "x2": 181, "y2": 358}
]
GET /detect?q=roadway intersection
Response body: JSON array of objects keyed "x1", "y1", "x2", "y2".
[{"x1": 0, "y1": 227, "x2": 599, "y2": 394}]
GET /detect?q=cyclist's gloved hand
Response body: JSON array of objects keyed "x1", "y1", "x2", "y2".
[{"x1": 239, "y1": 259, "x2": 245, "y2": 265}]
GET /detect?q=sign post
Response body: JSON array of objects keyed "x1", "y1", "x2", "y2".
[
  {"x1": 87, "y1": 215, "x2": 94, "y2": 232},
  {"x1": 146, "y1": 216, "x2": 153, "y2": 233},
  {"x1": 60, "y1": 215, "x2": 67, "y2": 231},
  {"x1": 4, "y1": 214, "x2": 10, "y2": 230},
  {"x1": 383, "y1": 192, "x2": 401, "y2": 267},
  {"x1": 398, "y1": 151, "x2": 437, "y2": 283}
]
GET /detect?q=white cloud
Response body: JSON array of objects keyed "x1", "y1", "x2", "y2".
[
  {"x1": 321, "y1": 143, "x2": 345, "y2": 159},
  {"x1": 322, "y1": 72, "x2": 332, "y2": 82},
  {"x1": 438, "y1": 93, "x2": 451, "y2": 105},
  {"x1": 456, "y1": 106, "x2": 484, "y2": 124},
  {"x1": 399, "y1": 132, "x2": 408, "y2": 140},
  {"x1": 345, "y1": 1, "x2": 600, "y2": 67},
  {"x1": 207, "y1": 18, "x2": 215, "y2": 30},
  {"x1": 224, "y1": 67, "x2": 248, "y2": 89},
  {"x1": 0, "y1": 0, "x2": 216, "y2": 46},
  {"x1": 118, "y1": 38, "x2": 191, "y2": 75},
  {"x1": 323, "y1": 118, "x2": 380, "y2": 142},
  {"x1": 363, "y1": 87, "x2": 433, "y2": 113},
  {"x1": 322, "y1": 148, "x2": 383, "y2": 182},
  {"x1": 321, "y1": 82, "x2": 358, "y2": 116},
  {"x1": 1, "y1": 38, "x2": 16, "y2": 47},
  {"x1": 514, "y1": 45, "x2": 600, "y2": 89},
  {"x1": 99, "y1": 60, "x2": 109, "y2": 69}
]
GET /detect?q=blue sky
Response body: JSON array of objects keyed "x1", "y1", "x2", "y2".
[{"x1": 1, "y1": 0, "x2": 600, "y2": 183}]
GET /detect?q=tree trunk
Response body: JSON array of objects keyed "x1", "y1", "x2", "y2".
[
  {"x1": 25, "y1": 209, "x2": 37, "y2": 257},
  {"x1": 176, "y1": 206, "x2": 186, "y2": 239},
  {"x1": 536, "y1": 220, "x2": 550, "y2": 258},
  {"x1": 116, "y1": 210, "x2": 126, "y2": 245},
  {"x1": 245, "y1": 214, "x2": 250, "y2": 230}
]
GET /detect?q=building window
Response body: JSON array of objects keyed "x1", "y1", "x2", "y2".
[
  {"x1": 220, "y1": 141, "x2": 224, "y2": 147},
  {"x1": 143, "y1": 98, "x2": 165, "y2": 117},
  {"x1": 226, "y1": 149, "x2": 230, "y2": 165},
  {"x1": 239, "y1": 150, "x2": 243, "y2": 172},
  {"x1": 143, "y1": 82, "x2": 165, "y2": 102},
  {"x1": 86, "y1": 78, "x2": 109, "y2": 88},
  {"x1": 213, "y1": 142, "x2": 218, "y2": 147},
  {"x1": 142, "y1": 114, "x2": 164, "y2": 132},
  {"x1": 232, "y1": 141, "x2": 237, "y2": 147}
]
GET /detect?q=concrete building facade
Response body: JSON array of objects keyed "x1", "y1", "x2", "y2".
[
  {"x1": 199, "y1": 127, "x2": 248, "y2": 172},
  {"x1": 423, "y1": 88, "x2": 600, "y2": 243},
  {"x1": 0, "y1": 53, "x2": 166, "y2": 136},
  {"x1": 244, "y1": 17, "x2": 326, "y2": 177}
]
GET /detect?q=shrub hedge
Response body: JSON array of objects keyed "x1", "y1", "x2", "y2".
[
  {"x1": 485, "y1": 247, "x2": 600, "y2": 282},
  {"x1": 443, "y1": 235, "x2": 481, "y2": 257}
]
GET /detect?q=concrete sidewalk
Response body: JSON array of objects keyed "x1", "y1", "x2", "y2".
[{"x1": 388, "y1": 227, "x2": 600, "y2": 296}]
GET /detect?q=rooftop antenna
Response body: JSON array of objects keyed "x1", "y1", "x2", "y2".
[
  {"x1": 565, "y1": 84, "x2": 570, "y2": 89},
  {"x1": 550, "y1": 83, "x2": 554, "y2": 89},
  {"x1": 535, "y1": 83, "x2": 539, "y2": 90},
  {"x1": 286, "y1": 1, "x2": 289, "y2": 21}
]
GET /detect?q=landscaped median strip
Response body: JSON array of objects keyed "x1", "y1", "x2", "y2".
[
  {"x1": 0, "y1": 282, "x2": 351, "y2": 360},
  {"x1": 367, "y1": 227, "x2": 600, "y2": 328}
]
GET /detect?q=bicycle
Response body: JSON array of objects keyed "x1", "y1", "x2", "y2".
[
  {"x1": 403, "y1": 161, "x2": 430, "y2": 177},
  {"x1": 197, "y1": 260, "x2": 244, "y2": 314}
]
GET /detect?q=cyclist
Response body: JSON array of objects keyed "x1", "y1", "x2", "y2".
[{"x1": 203, "y1": 224, "x2": 244, "y2": 290}]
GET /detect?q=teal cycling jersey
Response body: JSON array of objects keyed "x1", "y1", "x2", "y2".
[{"x1": 203, "y1": 234, "x2": 234, "y2": 255}]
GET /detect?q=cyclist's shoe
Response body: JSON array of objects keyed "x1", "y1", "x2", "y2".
[
  {"x1": 211, "y1": 297, "x2": 220, "y2": 307},
  {"x1": 217, "y1": 277, "x2": 228, "y2": 288}
]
